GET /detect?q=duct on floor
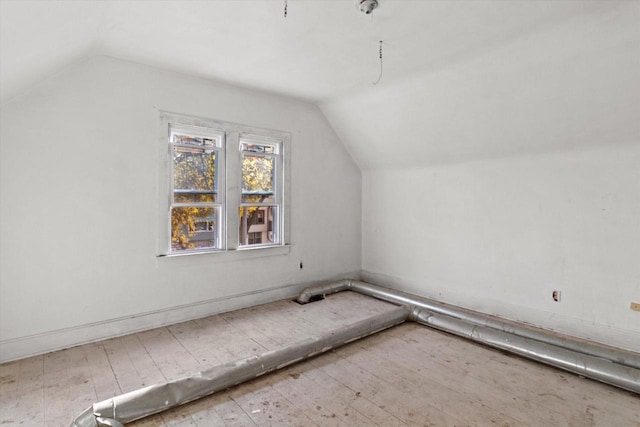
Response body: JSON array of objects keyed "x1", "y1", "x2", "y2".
[
  {"x1": 69, "y1": 305, "x2": 409, "y2": 427},
  {"x1": 297, "y1": 280, "x2": 640, "y2": 393},
  {"x1": 71, "y1": 279, "x2": 639, "y2": 426}
]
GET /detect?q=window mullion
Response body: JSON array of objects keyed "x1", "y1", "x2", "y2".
[{"x1": 225, "y1": 131, "x2": 242, "y2": 250}]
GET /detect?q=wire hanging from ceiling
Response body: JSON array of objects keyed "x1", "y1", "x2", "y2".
[
  {"x1": 373, "y1": 40, "x2": 383, "y2": 85},
  {"x1": 281, "y1": 1, "x2": 385, "y2": 86}
]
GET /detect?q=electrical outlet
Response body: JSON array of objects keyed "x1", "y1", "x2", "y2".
[{"x1": 631, "y1": 302, "x2": 640, "y2": 312}]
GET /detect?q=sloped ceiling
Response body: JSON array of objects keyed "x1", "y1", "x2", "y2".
[{"x1": 1, "y1": 0, "x2": 638, "y2": 167}]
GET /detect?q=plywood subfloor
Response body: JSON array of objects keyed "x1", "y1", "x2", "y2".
[{"x1": 1, "y1": 292, "x2": 638, "y2": 426}]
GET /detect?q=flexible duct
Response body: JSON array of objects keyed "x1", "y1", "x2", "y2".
[
  {"x1": 70, "y1": 305, "x2": 409, "y2": 427},
  {"x1": 297, "y1": 280, "x2": 640, "y2": 393},
  {"x1": 70, "y1": 279, "x2": 638, "y2": 425},
  {"x1": 412, "y1": 308, "x2": 640, "y2": 394}
]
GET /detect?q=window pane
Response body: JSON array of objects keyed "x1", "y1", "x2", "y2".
[
  {"x1": 174, "y1": 191, "x2": 215, "y2": 203},
  {"x1": 171, "y1": 206, "x2": 218, "y2": 252},
  {"x1": 242, "y1": 194, "x2": 274, "y2": 204},
  {"x1": 240, "y1": 142, "x2": 276, "y2": 154},
  {"x1": 238, "y1": 206, "x2": 277, "y2": 246},
  {"x1": 173, "y1": 146, "x2": 216, "y2": 202},
  {"x1": 248, "y1": 232, "x2": 262, "y2": 245},
  {"x1": 171, "y1": 132, "x2": 217, "y2": 147},
  {"x1": 242, "y1": 154, "x2": 274, "y2": 203}
]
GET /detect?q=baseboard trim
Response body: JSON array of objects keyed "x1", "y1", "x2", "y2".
[{"x1": 1, "y1": 281, "x2": 312, "y2": 363}]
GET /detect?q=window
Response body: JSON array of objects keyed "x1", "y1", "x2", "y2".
[
  {"x1": 158, "y1": 112, "x2": 289, "y2": 256},
  {"x1": 239, "y1": 138, "x2": 282, "y2": 247},
  {"x1": 169, "y1": 126, "x2": 224, "y2": 252},
  {"x1": 248, "y1": 232, "x2": 262, "y2": 245}
]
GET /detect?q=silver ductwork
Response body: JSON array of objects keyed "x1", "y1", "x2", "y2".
[
  {"x1": 70, "y1": 305, "x2": 409, "y2": 427},
  {"x1": 412, "y1": 308, "x2": 640, "y2": 394},
  {"x1": 71, "y1": 279, "x2": 638, "y2": 426},
  {"x1": 298, "y1": 280, "x2": 640, "y2": 392}
]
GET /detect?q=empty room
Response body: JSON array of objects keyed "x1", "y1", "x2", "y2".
[{"x1": 0, "y1": 0, "x2": 638, "y2": 425}]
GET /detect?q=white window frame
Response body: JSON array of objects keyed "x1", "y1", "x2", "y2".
[
  {"x1": 168, "y1": 124, "x2": 225, "y2": 253},
  {"x1": 238, "y1": 134, "x2": 283, "y2": 248},
  {"x1": 157, "y1": 111, "x2": 290, "y2": 257}
]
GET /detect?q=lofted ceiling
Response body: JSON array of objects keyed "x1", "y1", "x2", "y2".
[{"x1": 1, "y1": 0, "x2": 638, "y2": 168}]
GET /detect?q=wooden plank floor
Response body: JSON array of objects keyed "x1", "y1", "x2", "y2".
[{"x1": 1, "y1": 292, "x2": 638, "y2": 426}]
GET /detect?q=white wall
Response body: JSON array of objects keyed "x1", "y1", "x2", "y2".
[
  {"x1": 319, "y1": 2, "x2": 640, "y2": 352},
  {"x1": 0, "y1": 56, "x2": 362, "y2": 362},
  {"x1": 362, "y1": 143, "x2": 640, "y2": 351}
]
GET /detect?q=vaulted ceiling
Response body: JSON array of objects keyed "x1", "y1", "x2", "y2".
[{"x1": 2, "y1": 0, "x2": 638, "y2": 168}]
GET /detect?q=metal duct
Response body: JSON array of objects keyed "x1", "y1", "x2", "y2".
[
  {"x1": 70, "y1": 279, "x2": 638, "y2": 425},
  {"x1": 412, "y1": 309, "x2": 640, "y2": 394},
  {"x1": 70, "y1": 305, "x2": 409, "y2": 427},
  {"x1": 297, "y1": 280, "x2": 640, "y2": 394}
]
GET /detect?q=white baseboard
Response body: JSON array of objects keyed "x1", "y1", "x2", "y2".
[{"x1": 0, "y1": 281, "x2": 314, "y2": 363}]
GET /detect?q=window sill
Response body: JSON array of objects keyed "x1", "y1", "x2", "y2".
[{"x1": 157, "y1": 244, "x2": 290, "y2": 261}]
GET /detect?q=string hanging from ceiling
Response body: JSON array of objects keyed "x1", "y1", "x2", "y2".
[{"x1": 281, "y1": 1, "x2": 385, "y2": 85}]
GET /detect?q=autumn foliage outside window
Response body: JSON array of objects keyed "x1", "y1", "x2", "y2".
[
  {"x1": 239, "y1": 139, "x2": 281, "y2": 247},
  {"x1": 170, "y1": 127, "x2": 223, "y2": 252},
  {"x1": 167, "y1": 122, "x2": 284, "y2": 254}
]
